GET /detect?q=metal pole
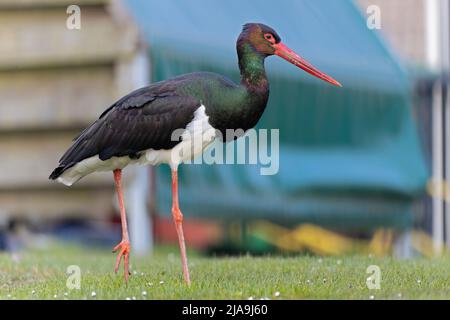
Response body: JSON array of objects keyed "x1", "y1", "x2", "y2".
[
  {"x1": 425, "y1": 0, "x2": 441, "y2": 71},
  {"x1": 426, "y1": 0, "x2": 446, "y2": 254},
  {"x1": 432, "y1": 80, "x2": 444, "y2": 254},
  {"x1": 441, "y1": 0, "x2": 450, "y2": 247},
  {"x1": 444, "y1": 80, "x2": 450, "y2": 247}
]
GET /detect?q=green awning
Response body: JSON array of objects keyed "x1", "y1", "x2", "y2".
[{"x1": 125, "y1": 0, "x2": 428, "y2": 230}]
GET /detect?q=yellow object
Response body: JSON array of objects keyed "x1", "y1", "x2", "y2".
[{"x1": 250, "y1": 221, "x2": 395, "y2": 256}]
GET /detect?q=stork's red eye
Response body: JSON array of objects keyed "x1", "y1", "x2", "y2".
[{"x1": 264, "y1": 33, "x2": 275, "y2": 44}]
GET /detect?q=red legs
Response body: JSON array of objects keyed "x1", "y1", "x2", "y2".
[
  {"x1": 171, "y1": 169, "x2": 191, "y2": 285},
  {"x1": 111, "y1": 168, "x2": 189, "y2": 284},
  {"x1": 112, "y1": 169, "x2": 131, "y2": 283}
]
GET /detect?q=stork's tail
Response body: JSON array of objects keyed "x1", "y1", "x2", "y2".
[
  {"x1": 49, "y1": 165, "x2": 66, "y2": 180},
  {"x1": 49, "y1": 163, "x2": 82, "y2": 186}
]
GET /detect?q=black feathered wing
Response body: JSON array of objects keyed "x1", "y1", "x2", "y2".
[{"x1": 49, "y1": 86, "x2": 200, "y2": 180}]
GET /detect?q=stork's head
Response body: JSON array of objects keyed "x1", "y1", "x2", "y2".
[{"x1": 237, "y1": 23, "x2": 342, "y2": 87}]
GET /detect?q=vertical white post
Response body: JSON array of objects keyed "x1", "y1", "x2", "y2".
[
  {"x1": 129, "y1": 50, "x2": 152, "y2": 256},
  {"x1": 425, "y1": 0, "x2": 441, "y2": 71},
  {"x1": 444, "y1": 81, "x2": 450, "y2": 248},
  {"x1": 116, "y1": 49, "x2": 153, "y2": 256},
  {"x1": 432, "y1": 81, "x2": 444, "y2": 254},
  {"x1": 426, "y1": 0, "x2": 446, "y2": 254},
  {"x1": 441, "y1": 0, "x2": 450, "y2": 247},
  {"x1": 439, "y1": 0, "x2": 450, "y2": 71}
]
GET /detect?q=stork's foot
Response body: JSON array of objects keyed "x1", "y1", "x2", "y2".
[{"x1": 113, "y1": 240, "x2": 131, "y2": 283}]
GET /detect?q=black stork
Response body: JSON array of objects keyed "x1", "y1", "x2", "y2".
[{"x1": 49, "y1": 23, "x2": 341, "y2": 285}]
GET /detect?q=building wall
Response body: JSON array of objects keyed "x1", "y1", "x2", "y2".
[{"x1": 0, "y1": 0, "x2": 144, "y2": 220}]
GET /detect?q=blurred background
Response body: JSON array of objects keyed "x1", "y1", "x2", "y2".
[{"x1": 0, "y1": 0, "x2": 448, "y2": 258}]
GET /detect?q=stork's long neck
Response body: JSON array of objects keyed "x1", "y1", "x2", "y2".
[
  {"x1": 237, "y1": 43, "x2": 269, "y2": 95},
  {"x1": 217, "y1": 41, "x2": 269, "y2": 132}
]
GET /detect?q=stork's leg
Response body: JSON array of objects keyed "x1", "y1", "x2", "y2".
[
  {"x1": 171, "y1": 169, "x2": 191, "y2": 285},
  {"x1": 112, "y1": 169, "x2": 131, "y2": 283}
]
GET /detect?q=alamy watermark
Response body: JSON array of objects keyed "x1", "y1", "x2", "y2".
[
  {"x1": 366, "y1": 265, "x2": 381, "y2": 290},
  {"x1": 170, "y1": 127, "x2": 280, "y2": 176},
  {"x1": 66, "y1": 265, "x2": 81, "y2": 290},
  {"x1": 366, "y1": 5, "x2": 381, "y2": 30},
  {"x1": 66, "y1": 5, "x2": 81, "y2": 30}
]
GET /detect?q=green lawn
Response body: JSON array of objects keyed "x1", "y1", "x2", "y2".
[{"x1": 1, "y1": 244, "x2": 450, "y2": 300}]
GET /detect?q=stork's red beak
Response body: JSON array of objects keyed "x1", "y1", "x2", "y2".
[{"x1": 273, "y1": 42, "x2": 342, "y2": 87}]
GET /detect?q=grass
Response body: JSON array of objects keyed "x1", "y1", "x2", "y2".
[{"x1": 1, "y1": 244, "x2": 450, "y2": 300}]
